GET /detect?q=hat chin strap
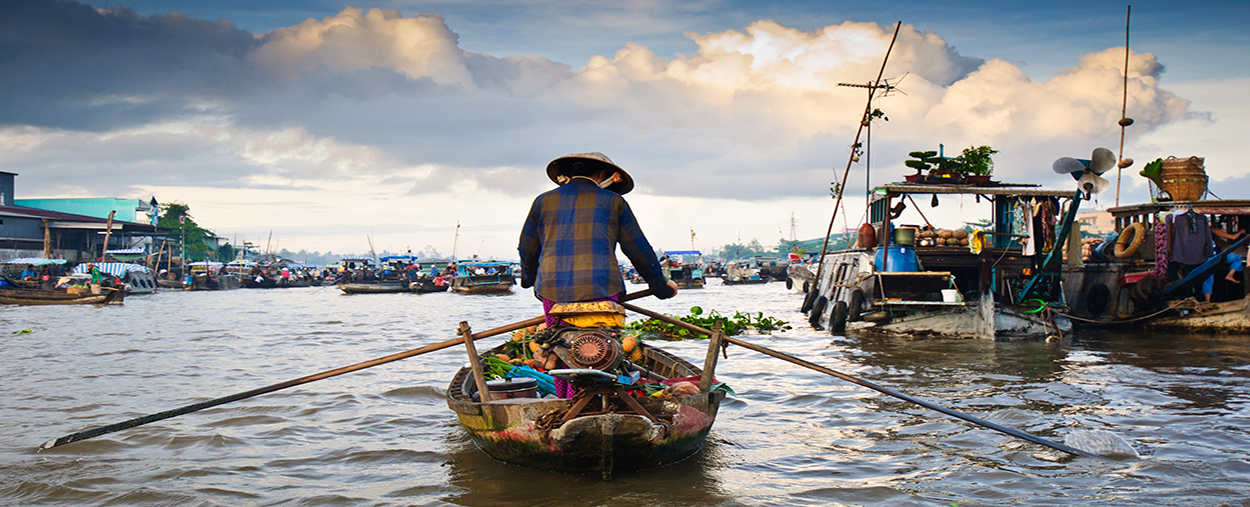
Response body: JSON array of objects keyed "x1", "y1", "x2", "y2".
[
  {"x1": 561, "y1": 172, "x2": 622, "y2": 189},
  {"x1": 597, "y1": 172, "x2": 622, "y2": 189}
]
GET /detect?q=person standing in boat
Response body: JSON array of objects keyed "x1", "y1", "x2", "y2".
[{"x1": 518, "y1": 151, "x2": 677, "y2": 330}]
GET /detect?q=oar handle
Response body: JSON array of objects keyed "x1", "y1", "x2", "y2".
[
  {"x1": 41, "y1": 289, "x2": 656, "y2": 450},
  {"x1": 620, "y1": 302, "x2": 1102, "y2": 460}
]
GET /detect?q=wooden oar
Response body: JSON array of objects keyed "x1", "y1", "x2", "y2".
[
  {"x1": 620, "y1": 302, "x2": 1103, "y2": 459},
  {"x1": 42, "y1": 289, "x2": 653, "y2": 449}
]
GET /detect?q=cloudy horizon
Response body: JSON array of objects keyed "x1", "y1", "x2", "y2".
[{"x1": 2, "y1": 0, "x2": 1245, "y2": 259}]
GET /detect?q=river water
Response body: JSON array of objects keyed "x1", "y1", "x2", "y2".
[{"x1": 2, "y1": 281, "x2": 1248, "y2": 506}]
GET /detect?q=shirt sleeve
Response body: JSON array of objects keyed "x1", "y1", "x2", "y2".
[
  {"x1": 616, "y1": 199, "x2": 674, "y2": 298},
  {"x1": 517, "y1": 197, "x2": 543, "y2": 288}
]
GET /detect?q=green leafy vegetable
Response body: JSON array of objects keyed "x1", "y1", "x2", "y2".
[{"x1": 625, "y1": 306, "x2": 791, "y2": 340}]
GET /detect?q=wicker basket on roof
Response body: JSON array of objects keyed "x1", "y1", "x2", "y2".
[{"x1": 1159, "y1": 156, "x2": 1207, "y2": 201}]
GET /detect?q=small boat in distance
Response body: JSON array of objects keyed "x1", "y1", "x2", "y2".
[
  {"x1": 720, "y1": 260, "x2": 769, "y2": 285},
  {"x1": 661, "y1": 251, "x2": 705, "y2": 289},
  {"x1": 449, "y1": 261, "x2": 514, "y2": 294},
  {"x1": 71, "y1": 262, "x2": 160, "y2": 294}
]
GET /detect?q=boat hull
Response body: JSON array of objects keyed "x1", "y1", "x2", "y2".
[
  {"x1": 445, "y1": 345, "x2": 723, "y2": 478},
  {"x1": 0, "y1": 288, "x2": 124, "y2": 305},
  {"x1": 808, "y1": 249, "x2": 1070, "y2": 340},
  {"x1": 337, "y1": 281, "x2": 410, "y2": 294},
  {"x1": 450, "y1": 276, "x2": 514, "y2": 294},
  {"x1": 720, "y1": 277, "x2": 768, "y2": 285}
]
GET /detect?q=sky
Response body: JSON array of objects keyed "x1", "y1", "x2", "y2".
[{"x1": 2, "y1": 0, "x2": 1248, "y2": 260}]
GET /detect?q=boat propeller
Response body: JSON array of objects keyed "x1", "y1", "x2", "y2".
[{"x1": 1053, "y1": 147, "x2": 1114, "y2": 194}]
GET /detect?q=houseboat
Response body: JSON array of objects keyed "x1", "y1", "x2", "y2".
[
  {"x1": 803, "y1": 182, "x2": 1083, "y2": 340},
  {"x1": 1061, "y1": 198, "x2": 1250, "y2": 332}
]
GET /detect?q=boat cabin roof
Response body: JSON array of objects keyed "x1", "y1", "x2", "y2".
[
  {"x1": 1108, "y1": 200, "x2": 1250, "y2": 217},
  {"x1": 876, "y1": 183, "x2": 1078, "y2": 198}
]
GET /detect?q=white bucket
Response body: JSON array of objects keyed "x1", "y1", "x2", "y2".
[{"x1": 940, "y1": 289, "x2": 959, "y2": 303}]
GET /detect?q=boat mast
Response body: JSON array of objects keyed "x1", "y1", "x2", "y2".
[
  {"x1": 812, "y1": 22, "x2": 902, "y2": 287},
  {"x1": 1114, "y1": 5, "x2": 1134, "y2": 207}
]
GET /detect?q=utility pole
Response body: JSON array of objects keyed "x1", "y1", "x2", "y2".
[{"x1": 101, "y1": 210, "x2": 116, "y2": 261}]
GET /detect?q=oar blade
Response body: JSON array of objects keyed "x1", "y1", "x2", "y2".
[{"x1": 1065, "y1": 429, "x2": 1139, "y2": 460}]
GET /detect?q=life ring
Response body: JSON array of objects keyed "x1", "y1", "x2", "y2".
[
  {"x1": 968, "y1": 230, "x2": 987, "y2": 255},
  {"x1": 1114, "y1": 223, "x2": 1146, "y2": 259}
]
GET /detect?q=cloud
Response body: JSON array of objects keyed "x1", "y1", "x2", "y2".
[
  {"x1": 0, "y1": 0, "x2": 261, "y2": 130},
  {"x1": 0, "y1": 2, "x2": 1200, "y2": 223},
  {"x1": 250, "y1": 7, "x2": 474, "y2": 87}
]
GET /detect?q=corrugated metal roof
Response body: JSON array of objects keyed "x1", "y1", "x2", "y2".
[{"x1": 72, "y1": 263, "x2": 152, "y2": 276}]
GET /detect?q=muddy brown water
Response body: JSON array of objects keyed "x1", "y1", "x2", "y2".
[{"x1": 2, "y1": 281, "x2": 1248, "y2": 506}]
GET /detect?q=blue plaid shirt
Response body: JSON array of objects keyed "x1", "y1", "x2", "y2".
[{"x1": 518, "y1": 179, "x2": 671, "y2": 302}]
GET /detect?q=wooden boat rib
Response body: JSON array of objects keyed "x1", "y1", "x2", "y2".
[
  {"x1": 445, "y1": 343, "x2": 724, "y2": 479},
  {"x1": 0, "y1": 288, "x2": 124, "y2": 305}
]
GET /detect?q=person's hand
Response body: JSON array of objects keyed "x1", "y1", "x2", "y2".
[{"x1": 659, "y1": 279, "x2": 679, "y2": 299}]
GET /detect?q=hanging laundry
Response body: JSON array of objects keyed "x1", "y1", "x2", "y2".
[
  {"x1": 1153, "y1": 218, "x2": 1168, "y2": 278},
  {"x1": 1170, "y1": 210, "x2": 1213, "y2": 265},
  {"x1": 1023, "y1": 199, "x2": 1036, "y2": 256}
]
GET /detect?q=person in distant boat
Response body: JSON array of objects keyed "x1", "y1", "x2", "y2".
[
  {"x1": 1212, "y1": 225, "x2": 1246, "y2": 283},
  {"x1": 87, "y1": 263, "x2": 103, "y2": 286},
  {"x1": 518, "y1": 151, "x2": 677, "y2": 330},
  {"x1": 21, "y1": 265, "x2": 36, "y2": 281}
]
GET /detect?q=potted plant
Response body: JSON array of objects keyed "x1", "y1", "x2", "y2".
[
  {"x1": 952, "y1": 145, "x2": 997, "y2": 185},
  {"x1": 904, "y1": 151, "x2": 950, "y2": 183}
]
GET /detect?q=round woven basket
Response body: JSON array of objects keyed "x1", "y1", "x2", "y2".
[{"x1": 1159, "y1": 156, "x2": 1207, "y2": 201}]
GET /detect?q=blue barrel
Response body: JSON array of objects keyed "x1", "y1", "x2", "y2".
[{"x1": 874, "y1": 246, "x2": 919, "y2": 272}]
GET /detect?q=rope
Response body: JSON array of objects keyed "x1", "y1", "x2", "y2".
[{"x1": 1052, "y1": 299, "x2": 1194, "y2": 324}]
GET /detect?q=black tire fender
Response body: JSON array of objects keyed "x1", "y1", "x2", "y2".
[
  {"x1": 830, "y1": 300, "x2": 849, "y2": 334},
  {"x1": 1086, "y1": 283, "x2": 1111, "y2": 314},
  {"x1": 786, "y1": 277, "x2": 794, "y2": 290},
  {"x1": 801, "y1": 290, "x2": 818, "y2": 313},
  {"x1": 808, "y1": 296, "x2": 827, "y2": 327},
  {"x1": 847, "y1": 289, "x2": 865, "y2": 322}
]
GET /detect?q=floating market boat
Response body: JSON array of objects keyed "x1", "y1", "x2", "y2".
[
  {"x1": 661, "y1": 251, "x2": 705, "y2": 289},
  {"x1": 445, "y1": 302, "x2": 726, "y2": 480},
  {"x1": 1061, "y1": 196, "x2": 1250, "y2": 333},
  {"x1": 410, "y1": 277, "x2": 450, "y2": 293},
  {"x1": 719, "y1": 260, "x2": 769, "y2": 285},
  {"x1": 449, "y1": 261, "x2": 515, "y2": 294},
  {"x1": 337, "y1": 280, "x2": 410, "y2": 294},
  {"x1": 803, "y1": 182, "x2": 1083, "y2": 340},
  {"x1": 70, "y1": 262, "x2": 160, "y2": 294},
  {"x1": 182, "y1": 261, "x2": 240, "y2": 291}
]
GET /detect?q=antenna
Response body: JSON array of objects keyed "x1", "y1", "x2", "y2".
[
  {"x1": 451, "y1": 221, "x2": 460, "y2": 260},
  {"x1": 1114, "y1": 5, "x2": 1134, "y2": 206}
]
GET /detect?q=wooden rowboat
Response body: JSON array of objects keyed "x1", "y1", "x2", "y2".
[
  {"x1": 0, "y1": 287, "x2": 124, "y2": 305},
  {"x1": 336, "y1": 280, "x2": 410, "y2": 294},
  {"x1": 445, "y1": 342, "x2": 725, "y2": 479}
]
